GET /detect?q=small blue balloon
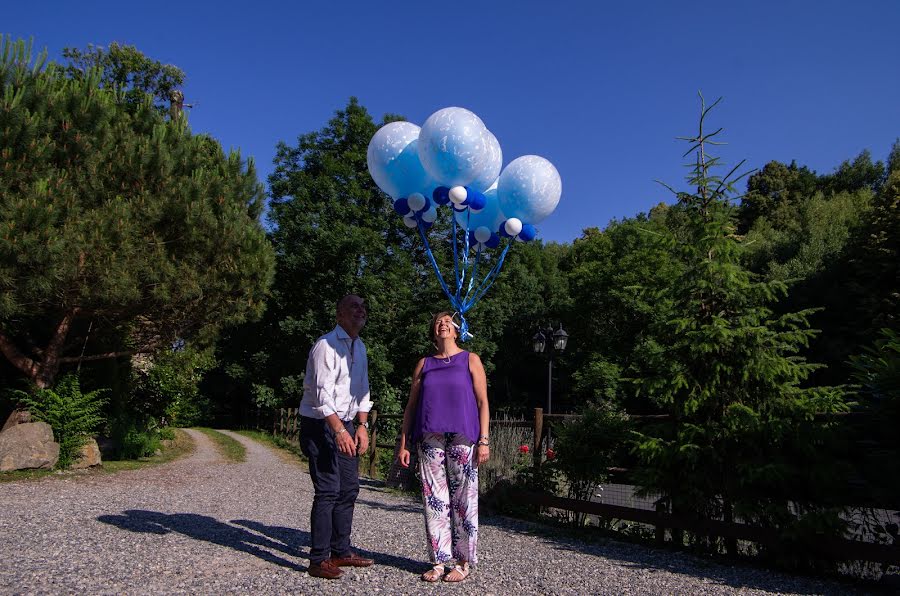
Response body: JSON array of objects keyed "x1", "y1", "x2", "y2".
[
  {"x1": 485, "y1": 233, "x2": 500, "y2": 248},
  {"x1": 393, "y1": 198, "x2": 411, "y2": 216},
  {"x1": 517, "y1": 223, "x2": 537, "y2": 242},
  {"x1": 433, "y1": 186, "x2": 451, "y2": 205},
  {"x1": 498, "y1": 220, "x2": 512, "y2": 238},
  {"x1": 465, "y1": 189, "x2": 487, "y2": 211}
]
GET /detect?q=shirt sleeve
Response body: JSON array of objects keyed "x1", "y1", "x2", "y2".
[
  {"x1": 307, "y1": 339, "x2": 338, "y2": 418},
  {"x1": 357, "y1": 344, "x2": 373, "y2": 413}
]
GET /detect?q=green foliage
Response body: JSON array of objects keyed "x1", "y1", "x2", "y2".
[
  {"x1": 62, "y1": 41, "x2": 185, "y2": 114},
  {"x1": 629, "y1": 95, "x2": 850, "y2": 563},
  {"x1": 107, "y1": 415, "x2": 163, "y2": 460},
  {"x1": 851, "y1": 328, "x2": 900, "y2": 404},
  {"x1": 130, "y1": 347, "x2": 215, "y2": 427},
  {"x1": 0, "y1": 36, "x2": 274, "y2": 388},
  {"x1": 14, "y1": 374, "x2": 108, "y2": 469},
  {"x1": 551, "y1": 402, "x2": 630, "y2": 525}
]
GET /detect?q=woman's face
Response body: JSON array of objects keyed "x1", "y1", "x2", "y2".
[{"x1": 434, "y1": 315, "x2": 458, "y2": 341}]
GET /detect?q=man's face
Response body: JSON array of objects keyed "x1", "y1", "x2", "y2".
[{"x1": 337, "y1": 295, "x2": 367, "y2": 333}]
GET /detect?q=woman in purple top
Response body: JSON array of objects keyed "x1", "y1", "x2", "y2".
[{"x1": 398, "y1": 311, "x2": 491, "y2": 583}]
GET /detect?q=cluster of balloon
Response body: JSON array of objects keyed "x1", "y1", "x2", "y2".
[{"x1": 367, "y1": 107, "x2": 562, "y2": 339}]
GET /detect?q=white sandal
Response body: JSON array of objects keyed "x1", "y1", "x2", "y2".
[
  {"x1": 421, "y1": 564, "x2": 444, "y2": 582},
  {"x1": 443, "y1": 562, "x2": 470, "y2": 582}
]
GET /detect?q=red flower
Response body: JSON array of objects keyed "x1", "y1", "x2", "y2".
[
  {"x1": 518, "y1": 444, "x2": 530, "y2": 454},
  {"x1": 546, "y1": 448, "x2": 556, "y2": 460}
]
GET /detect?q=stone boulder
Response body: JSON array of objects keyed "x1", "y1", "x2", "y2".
[
  {"x1": 0, "y1": 422, "x2": 59, "y2": 471},
  {"x1": 71, "y1": 438, "x2": 102, "y2": 469},
  {"x1": 1, "y1": 408, "x2": 32, "y2": 432}
]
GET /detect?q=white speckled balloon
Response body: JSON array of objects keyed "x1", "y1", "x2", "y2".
[
  {"x1": 417, "y1": 107, "x2": 492, "y2": 187},
  {"x1": 497, "y1": 155, "x2": 562, "y2": 224},
  {"x1": 367, "y1": 121, "x2": 429, "y2": 199},
  {"x1": 468, "y1": 129, "x2": 503, "y2": 193}
]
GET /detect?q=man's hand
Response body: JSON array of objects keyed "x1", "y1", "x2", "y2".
[
  {"x1": 398, "y1": 447, "x2": 411, "y2": 468},
  {"x1": 334, "y1": 427, "x2": 357, "y2": 456},
  {"x1": 355, "y1": 425, "x2": 369, "y2": 455}
]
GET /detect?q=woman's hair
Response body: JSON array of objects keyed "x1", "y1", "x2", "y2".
[{"x1": 430, "y1": 311, "x2": 460, "y2": 351}]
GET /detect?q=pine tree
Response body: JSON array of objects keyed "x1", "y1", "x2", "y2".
[
  {"x1": 0, "y1": 37, "x2": 274, "y2": 388},
  {"x1": 630, "y1": 95, "x2": 849, "y2": 561}
]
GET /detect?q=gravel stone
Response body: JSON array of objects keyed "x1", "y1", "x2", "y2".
[{"x1": 0, "y1": 429, "x2": 861, "y2": 594}]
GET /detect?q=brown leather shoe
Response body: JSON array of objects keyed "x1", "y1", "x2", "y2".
[
  {"x1": 330, "y1": 551, "x2": 374, "y2": 567},
  {"x1": 308, "y1": 559, "x2": 343, "y2": 579}
]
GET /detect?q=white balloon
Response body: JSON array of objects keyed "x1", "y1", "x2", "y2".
[
  {"x1": 504, "y1": 217, "x2": 523, "y2": 237},
  {"x1": 403, "y1": 216, "x2": 418, "y2": 228},
  {"x1": 417, "y1": 107, "x2": 491, "y2": 187},
  {"x1": 407, "y1": 192, "x2": 426, "y2": 212},
  {"x1": 497, "y1": 155, "x2": 562, "y2": 224},
  {"x1": 421, "y1": 206, "x2": 438, "y2": 223},
  {"x1": 448, "y1": 185, "x2": 468, "y2": 204},
  {"x1": 474, "y1": 226, "x2": 492, "y2": 243},
  {"x1": 366, "y1": 121, "x2": 429, "y2": 199}
]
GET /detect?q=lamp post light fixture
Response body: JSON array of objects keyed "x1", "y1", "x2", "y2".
[{"x1": 532, "y1": 324, "x2": 569, "y2": 415}]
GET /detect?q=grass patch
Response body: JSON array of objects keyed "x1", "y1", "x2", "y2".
[
  {"x1": 236, "y1": 430, "x2": 306, "y2": 466},
  {"x1": 0, "y1": 428, "x2": 195, "y2": 482},
  {"x1": 102, "y1": 429, "x2": 195, "y2": 472},
  {"x1": 195, "y1": 428, "x2": 246, "y2": 463}
]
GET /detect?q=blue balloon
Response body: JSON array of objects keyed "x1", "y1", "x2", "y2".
[
  {"x1": 517, "y1": 224, "x2": 536, "y2": 242},
  {"x1": 465, "y1": 189, "x2": 487, "y2": 211},
  {"x1": 367, "y1": 121, "x2": 429, "y2": 199},
  {"x1": 497, "y1": 155, "x2": 562, "y2": 224},
  {"x1": 455, "y1": 187, "x2": 507, "y2": 233},
  {"x1": 432, "y1": 186, "x2": 451, "y2": 206},
  {"x1": 417, "y1": 107, "x2": 493, "y2": 187},
  {"x1": 393, "y1": 198, "x2": 411, "y2": 216},
  {"x1": 485, "y1": 233, "x2": 500, "y2": 248}
]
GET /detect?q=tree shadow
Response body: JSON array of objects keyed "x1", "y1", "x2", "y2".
[{"x1": 97, "y1": 511, "x2": 308, "y2": 571}]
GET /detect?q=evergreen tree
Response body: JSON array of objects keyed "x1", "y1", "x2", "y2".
[
  {"x1": 0, "y1": 38, "x2": 274, "y2": 388},
  {"x1": 630, "y1": 95, "x2": 849, "y2": 561}
]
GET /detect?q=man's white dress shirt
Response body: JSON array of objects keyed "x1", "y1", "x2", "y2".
[{"x1": 300, "y1": 324, "x2": 372, "y2": 421}]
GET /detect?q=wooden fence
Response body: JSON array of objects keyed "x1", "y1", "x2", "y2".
[{"x1": 270, "y1": 406, "x2": 900, "y2": 566}]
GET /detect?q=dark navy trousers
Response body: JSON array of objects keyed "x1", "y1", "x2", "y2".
[{"x1": 299, "y1": 416, "x2": 360, "y2": 564}]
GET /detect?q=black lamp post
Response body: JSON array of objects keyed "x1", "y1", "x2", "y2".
[{"x1": 532, "y1": 324, "x2": 569, "y2": 414}]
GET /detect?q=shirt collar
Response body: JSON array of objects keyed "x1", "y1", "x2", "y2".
[{"x1": 334, "y1": 324, "x2": 356, "y2": 341}]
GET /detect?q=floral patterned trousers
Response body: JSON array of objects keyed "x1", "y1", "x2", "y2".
[{"x1": 417, "y1": 432, "x2": 479, "y2": 565}]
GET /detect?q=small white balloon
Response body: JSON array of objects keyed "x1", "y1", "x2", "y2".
[
  {"x1": 504, "y1": 217, "x2": 523, "y2": 237},
  {"x1": 448, "y1": 186, "x2": 468, "y2": 204},
  {"x1": 421, "y1": 206, "x2": 438, "y2": 223},
  {"x1": 403, "y1": 216, "x2": 418, "y2": 228},
  {"x1": 407, "y1": 192, "x2": 426, "y2": 212},
  {"x1": 474, "y1": 226, "x2": 492, "y2": 243}
]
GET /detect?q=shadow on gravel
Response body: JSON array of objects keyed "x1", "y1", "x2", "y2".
[
  {"x1": 98, "y1": 511, "x2": 308, "y2": 571},
  {"x1": 478, "y1": 515, "x2": 852, "y2": 595},
  {"x1": 355, "y1": 497, "x2": 421, "y2": 515}
]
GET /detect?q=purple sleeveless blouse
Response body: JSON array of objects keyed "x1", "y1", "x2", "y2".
[{"x1": 412, "y1": 351, "x2": 480, "y2": 445}]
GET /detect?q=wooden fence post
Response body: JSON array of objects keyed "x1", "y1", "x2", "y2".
[
  {"x1": 533, "y1": 408, "x2": 543, "y2": 468},
  {"x1": 368, "y1": 409, "x2": 379, "y2": 478},
  {"x1": 655, "y1": 501, "x2": 666, "y2": 546}
]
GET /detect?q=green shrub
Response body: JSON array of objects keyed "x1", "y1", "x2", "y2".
[{"x1": 14, "y1": 374, "x2": 108, "y2": 469}]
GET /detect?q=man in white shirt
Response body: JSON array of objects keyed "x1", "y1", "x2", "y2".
[{"x1": 299, "y1": 294, "x2": 374, "y2": 579}]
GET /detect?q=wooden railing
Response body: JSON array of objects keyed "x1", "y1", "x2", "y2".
[{"x1": 270, "y1": 406, "x2": 900, "y2": 566}]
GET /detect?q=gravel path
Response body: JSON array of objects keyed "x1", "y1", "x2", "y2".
[{"x1": 0, "y1": 429, "x2": 861, "y2": 595}]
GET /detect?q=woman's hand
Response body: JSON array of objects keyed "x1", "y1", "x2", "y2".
[
  {"x1": 476, "y1": 444, "x2": 490, "y2": 465},
  {"x1": 398, "y1": 447, "x2": 411, "y2": 468}
]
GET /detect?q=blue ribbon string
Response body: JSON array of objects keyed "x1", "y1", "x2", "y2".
[{"x1": 414, "y1": 207, "x2": 511, "y2": 341}]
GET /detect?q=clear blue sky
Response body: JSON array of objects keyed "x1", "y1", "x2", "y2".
[{"x1": 8, "y1": 1, "x2": 900, "y2": 243}]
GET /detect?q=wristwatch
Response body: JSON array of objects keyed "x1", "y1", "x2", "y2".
[{"x1": 359, "y1": 421, "x2": 370, "y2": 430}]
